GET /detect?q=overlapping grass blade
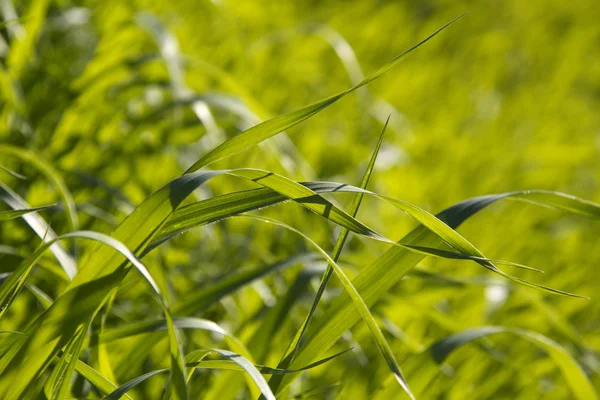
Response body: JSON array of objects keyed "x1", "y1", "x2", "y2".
[
  {"x1": 156, "y1": 179, "x2": 587, "y2": 297},
  {"x1": 0, "y1": 170, "x2": 224, "y2": 399},
  {"x1": 0, "y1": 231, "x2": 187, "y2": 400},
  {"x1": 103, "y1": 349, "x2": 348, "y2": 400}
]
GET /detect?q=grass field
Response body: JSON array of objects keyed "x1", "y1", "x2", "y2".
[{"x1": 1, "y1": 1, "x2": 600, "y2": 399}]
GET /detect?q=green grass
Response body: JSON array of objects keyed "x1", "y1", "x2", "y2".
[{"x1": 1, "y1": 1, "x2": 600, "y2": 399}]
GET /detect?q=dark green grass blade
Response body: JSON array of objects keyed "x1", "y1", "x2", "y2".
[{"x1": 184, "y1": 16, "x2": 464, "y2": 173}]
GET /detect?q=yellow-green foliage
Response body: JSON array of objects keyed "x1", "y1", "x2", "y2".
[{"x1": 0, "y1": 0, "x2": 599, "y2": 399}]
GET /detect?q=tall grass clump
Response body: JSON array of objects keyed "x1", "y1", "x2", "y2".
[{"x1": 1, "y1": 1, "x2": 599, "y2": 399}]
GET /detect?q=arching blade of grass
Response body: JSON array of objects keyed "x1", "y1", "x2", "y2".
[
  {"x1": 105, "y1": 348, "x2": 275, "y2": 400},
  {"x1": 0, "y1": 169, "x2": 227, "y2": 399},
  {"x1": 184, "y1": 15, "x2": 464, "y2": 173},
  {"x1": 2, "y1": 164, "x2": 596, "y2": 399},
  {"x1": 273, "y1": 191, "x2": 600, "y2": 394},
  {"x1": 149, "y1": 169, "x2": 529, "y2": 277},
  {"x1": 0, "y1": 181, "x2": 77, "y2": 279},
  {"x1": 268, "y1": 118, "x2": 389, "y2": 395},
  {"x1": 104, "y1": 348, "x2": 348, "y2": 400},
  {"x1": 235, "y1": 214, "x2": 415, "y2": 400},
  {"x1": 0, "y1": 231, "x2": 187, "y2": 400},
  {"x1": 0, "y1": 203, "x2": 55, "y2": 221},
  {"x1": 428, "y1": 327, "x2": 598, "y2": 400},
  {"x1": 157, "y1": 180, "x2": 590, "y2": 297}
]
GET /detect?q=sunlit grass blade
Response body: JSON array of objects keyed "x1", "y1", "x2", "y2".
[
  {"x1": 104, "y1": 349, "x2": 348, "y2": 400},
  {"x1": 184, "y1": 16, "x2": 463, "y2": 173},
  {"x1": 0, "y1": 170, "x2": 223, "y2": 399},
  {"x1": 0, "y1": 231, "x2": 187, "y2": 400},
  {"x1": 0, "y1": 181, "x2": 77, "y2": 279},
  {"x1": 157, "y1": 179, "x2": 584, "y2": 296},
  {"x1": 106, "y1": 349, "x2": 275, "y2": 400}
]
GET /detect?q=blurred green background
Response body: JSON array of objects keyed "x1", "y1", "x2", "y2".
[{"x1": 1, "y1": 0, "x2": 599, "y2": 398}]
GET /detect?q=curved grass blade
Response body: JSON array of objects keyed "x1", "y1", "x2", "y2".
[
  {"x1": 0, "y1": 181, "x2": 76, "y2": 279},
  {"x1": 429, "y1": 327, "x2": 598, "y2": 400},
  {"x1": 0, "y1": 231, "x2": 187, "y2": 400},
  {"x1": 106, "y1": 348, "x2": 347, "y2": 400},
  {"x1": 156, "y1": 179, "x2": 584, "y2": 297},
  {"x1": 99, "y1": 254, "x2": 320, "y2": 387},
  {"x1": 184, "y1": 15, "x2": 464, "y2": 173},
  {"x1": 105, "y1": 349, "x2": 276, "y2": 400},
  {"x1": 0, "y1": 170, "x2": 225, "y2": 399},
  {"x1": 187, "y1": 348, "x2": 350, "y2": 375}
]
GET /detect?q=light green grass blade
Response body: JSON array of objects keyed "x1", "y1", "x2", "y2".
[
  {"x1": 429, "y1": 327, "x2": 598, "y2": 400},
  {"x1": 156, "y1": 181, "x2": 585, "y2": 297},
  {"x1": 105, "y1": 349, "x2": 275, "y2": 400},
  {"x1": 184, "y1": 16, "x2": 463, "y2": 173},
  {"x1": 103, "y1": 349, "x2": 347, "y2": 400},
  {"x1": 0, "y1": 170, "x2": 223, "y2": 399}
]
